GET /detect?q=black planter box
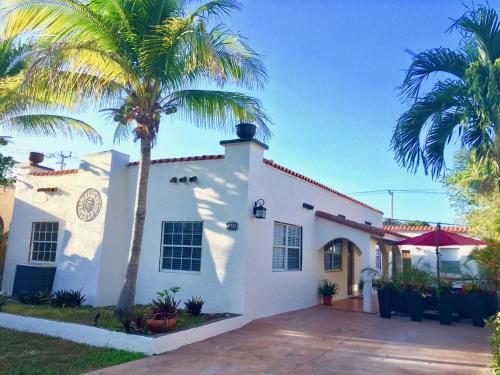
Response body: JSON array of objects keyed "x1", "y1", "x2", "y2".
[
  {"x1": 438, "y1": 293, "x2": 453, "y2": 325},
  {"x1": 377, "y1": 288, "x2": 392, "y2": 319},
  {"x1": 484, "y1": 293, "x2": 498, "y2": 318},
  {"x1": 453, "y1": 293, "x2": 470, "y2": 319},
  {"x1": 408, "y1": 291, "x2": 424, "y2": 322},
  {"x1": 391, "y1": 289, "x2": 407, "y2": 314},
  {"x1": 468, "y1": 294, "x2": 486, "y2": 327}
]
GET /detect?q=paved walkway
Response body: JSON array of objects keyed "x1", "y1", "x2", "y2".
[{"x1": 89, "y1": 306, "x2": 491, "y2": 375}]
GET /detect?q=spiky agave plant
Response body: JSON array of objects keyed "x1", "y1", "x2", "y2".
[{"x1": 1, "y1": 0, "x2": 271, "y2": 312}]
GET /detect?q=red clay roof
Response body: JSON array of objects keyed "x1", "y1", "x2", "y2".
[
  {"x1": 384, "y1": 229, "x2": 411, "y2": 239},
  {"x1": 316, "y1": 211, "x2": 385, "y2": 236},
  {"x1": 30, "y1": 169, "x2": 79, "y2": 176},
  {"x1": 128, "y1": 154, "x2": 224, "y2": 166},
  {"x1": 264, "y1": 159, "x2": 383, "y2": 214},
  {"x1": 383, "y1": 225, "x2": 468, "y2": 233}
]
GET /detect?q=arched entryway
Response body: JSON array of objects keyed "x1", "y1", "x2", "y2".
[
  {"x1": 376, "y1": 241, "x2": 391, "y2": 278},
  {"x1": 320, "y1": 238, "x2": 363, "y2": 298}
]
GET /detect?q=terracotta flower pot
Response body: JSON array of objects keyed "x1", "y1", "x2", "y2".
[
  {"x1": 146, "y1": 317, "x2": 177, "y2": 333},
  {"x1": 323, "y1": 295, "x2": 333, "y2": 306}
]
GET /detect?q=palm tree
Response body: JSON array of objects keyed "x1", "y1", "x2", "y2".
[
  {"x1": 1, "y1": 0, "x2": 270, "y2": 312},
  {"x1": 392, "y1": 6, "x2": 499, "y2": 180},
  {"x1": 0, "y1": 38, "x2": 101, "y2": 142}
]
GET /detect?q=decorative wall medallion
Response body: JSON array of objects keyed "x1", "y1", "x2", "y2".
[{"x1": 76, "y1": 188, "x2": 102, "y2": 222}]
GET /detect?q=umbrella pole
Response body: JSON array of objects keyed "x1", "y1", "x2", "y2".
[{"x1": 435, "y1": 224, "x2": 441, "y2": 282}]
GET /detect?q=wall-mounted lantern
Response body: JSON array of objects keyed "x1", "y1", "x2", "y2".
[{"x1": 253, "y1": 199, "x2": 267, "y2": 219}]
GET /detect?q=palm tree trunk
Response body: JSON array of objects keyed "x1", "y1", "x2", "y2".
[{"x1": 116, "y1": 134, "x2": 152, "y2": 313}]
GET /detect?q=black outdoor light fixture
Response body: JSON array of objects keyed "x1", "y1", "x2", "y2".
[{"x1": 253, "y1": 199, "x2": 267, "y2": 219}]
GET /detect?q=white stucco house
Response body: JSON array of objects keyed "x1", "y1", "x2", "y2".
[
  {"x1": 1, "y1": 129, "x2": 402, "y2": 320},
  {"x1": 383, "y1": 225, "x2": 480, "y2": 277}
]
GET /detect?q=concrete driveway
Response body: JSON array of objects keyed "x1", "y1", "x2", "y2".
[{"x1": 89, "y1": 306, "x2": 491, "y2": 375}]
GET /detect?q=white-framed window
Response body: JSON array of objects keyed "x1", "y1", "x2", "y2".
[
  {"x1": 324, "y1": 239, "x2": 342, "y2": 271},
  {"x1": 161, "y1": 221, "x2": 203, "y2": 272},
  {"x1": 375, "y1": 247, "x2": 382, "y2": 271},
  {"x1": 30, "y1": 222, "x2": 59, "y2": 262},
  {"x1": 440, "y1": 248, "x2": 461, "y2": 274},
  {"x1": 273, "y1": 222, "x2": 302, "y2": 271}
]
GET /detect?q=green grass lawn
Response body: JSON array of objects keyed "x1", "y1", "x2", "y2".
[
  {"x1": 0, "y1": 327, "x2": 144, "y2": 375},
  {"x1": 2, "y1": 302, "x2": 211, "y2": 333}
]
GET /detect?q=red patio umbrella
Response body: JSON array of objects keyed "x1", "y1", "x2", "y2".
[{"x1": 396, "y1": 225, "x2": 489, "y2": 281}]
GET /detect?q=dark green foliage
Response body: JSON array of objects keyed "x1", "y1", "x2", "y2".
[
  {"x1": 318, "y1": 279, "x2": 338, "y2": 297},
  {"x1": 184, "y1": 297, "x2": 205, "y2": 317},
  {"x1": 114, "y1": 307, "x2": 148, "y2": 334},
  {"x1": 0, "y1": 296, "x2": 6, "y2": 311},
  {"x1": 152, "y1": 287, "x2": 181, "y2": 319},
  {"x1": 0, "y1": 138, "x2": 15, "y2": 186},
  {"x1": 50, "y1": 289, "x2": 86, "y2": 308},
  {"x1": 392, "y1": 6, "x2": 500, "y2": 179},
  {"x1": 18, "y1": 290, "x2": 51, "y2": 305}
]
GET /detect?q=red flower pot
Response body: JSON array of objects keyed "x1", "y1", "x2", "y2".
[
  {"x1": 323, "y1": 295, "x2": 333, "y2": 306},
  {"x1": 146, "y1": 317, "x2": 177, "y2": 333}
]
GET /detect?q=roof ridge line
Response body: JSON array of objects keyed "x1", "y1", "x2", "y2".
[{"x1": 263, "y1": 159, "x2": 383, "y2": 214}]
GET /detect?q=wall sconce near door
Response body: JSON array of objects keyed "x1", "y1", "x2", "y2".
[{"x1": 253, "y1": 199, "x2": 267, "y2": 219}]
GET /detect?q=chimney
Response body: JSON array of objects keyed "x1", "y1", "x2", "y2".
[{"x1": 220, "y1": 123, "x2": 268, "y2": 166}]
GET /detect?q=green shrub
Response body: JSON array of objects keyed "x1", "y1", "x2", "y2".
[
  {"x1": 114, "y1": 306, "x2": 148, "y2": 334},
  {"x1": 184, "y1": 297, "x2": 205, "y2": 317},
  {"x1": 50, "y1": 289, "x2": 86, "y2": 308},
  {"x1": 151, "y1": 287, "x2": 181, "y2": 320},
  {"x1": 487, "y1": 313, "x2": 500, "y2": 373},
  {"x1": 318, "y1": 280, "x2": 338, "y2": 297},
  {"x1": 18, "y1": 290, "x2": 50, "y2": 305},
  {"x1": 0, "y1": 295, "x2": 6, "y2": 311}
]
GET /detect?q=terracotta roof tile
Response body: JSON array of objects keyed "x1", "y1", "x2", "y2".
[
  {"x1": 383, "y1": 225, "x2": 468, "y2": 233},
  {"x1": 127, "y1": 154, "x2": 224, "y2": 166},
  {"x1": 263, "y1": 159, "x2": 383, "y2": 214},
  {"x1": 30, "y1": 169, "x2": 79, "y2": 176}
]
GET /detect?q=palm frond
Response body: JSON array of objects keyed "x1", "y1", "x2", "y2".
[
  {"x1": 392, "y1": 80, "x2": 468, "y2": 175},
  {"x1": 399, "y1": 48, "x2": 470, "y2": 101},
  {"x1": 191, "y1": 0, "x2": 241, "y2": 19},
  {"x1": 168, "y1": 89, "x2": 271, "y2": 141},
  {"x1": 452, "y1": 6, "x2": 500, "y2": 63},
  {"x1": 0, "y1": 113, "x2": 102, "y2": 143}
]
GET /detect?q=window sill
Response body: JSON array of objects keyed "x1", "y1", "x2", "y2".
[
  {"x1": 159, "y1": 269, "x2": 201, "y2": 275},
  {"x1": 28, "y1": 261, "x2": 56, "y2": 266},
  {"x1": 324, "y1": 269, "x2": 343, "y2": 273},
  {"x1": 272, "y1": 269, "x2": 302, "y2": 272}
]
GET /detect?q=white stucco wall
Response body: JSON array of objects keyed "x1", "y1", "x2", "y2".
[
  {"x1": 2, "y1": 139, "x2": 384, "y2": 319},
  {"x1": 242, "y1": 146, "x2": 381, "y2": 319},
  {"x1": 131, "y1": 144, "x2": 254, "y2": 314},
  {"x1": 1, "y1": 151, "x2": 129, "y2": 305}
]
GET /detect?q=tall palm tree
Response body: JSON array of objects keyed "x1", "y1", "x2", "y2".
[
  {"x1": 0, "y1": 38, "x2": 101, "y2": 142},
  {"x1": 392, "y1": 6, "x2": 499, "y2": 180},
  {"x1": 1, "y1": 0, "x2": 270, "y2": 312}
]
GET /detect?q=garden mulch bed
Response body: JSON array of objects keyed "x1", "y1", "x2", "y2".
[{"x1": 1, "y1": 301, "x2": 235, "y2": 335}]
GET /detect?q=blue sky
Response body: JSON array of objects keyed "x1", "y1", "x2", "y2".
[{"x1": 5, "y1": 0, "x2": 498, "y2": 224}]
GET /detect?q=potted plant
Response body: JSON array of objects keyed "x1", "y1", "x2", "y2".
[
  {"x1": 318, "y1": 280, "x2": 338, "y2": 306},
  {"x1": 464, "y1": 283, "x2": 486, "y2": 327},
  {"x1": 146, "y1": 287, "x2": 181, "y2": 333},
  {"x1": 362, "y1": 268, "x2": 392, "y2": 319},
  {"x1": 437, "y1": 280, "x2": 454, "y2": 325},
  {"x1": 406, "y1": 282, "x2": 425, "y2": 322}
]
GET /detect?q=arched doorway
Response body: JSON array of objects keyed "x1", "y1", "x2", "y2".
[{"x1": 321, "y1": 238, "x2": 363, "y2": 298}]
